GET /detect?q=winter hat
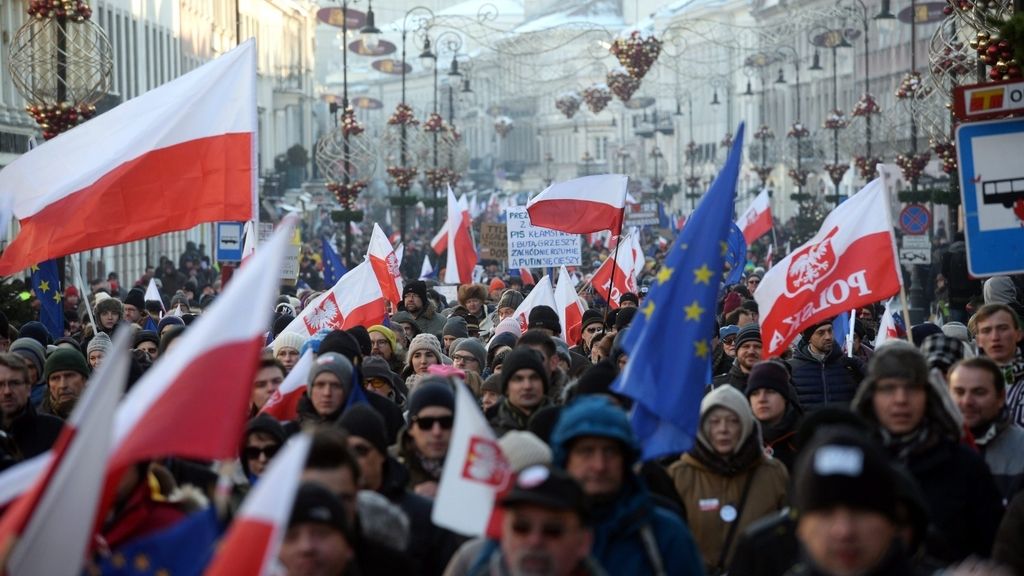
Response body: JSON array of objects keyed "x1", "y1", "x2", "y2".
[
  {"x1": 722, "y1": 291, "x2": 743, "y2": 318},
  {"x1": 458, "y1": 283, "x2": 487, "y2": 304},
  {"x1": 498, "y1": 431, "x2": 553, "y2": 473},
  {"x1": 346, "y1": 327, "x2": 372, "y2": 357},
  {"x1": 698, "y1": 385, "x2": 756, "y2": 454},
  {"x1": 169, "y1": 292, "x2": 190, "y2": 310},
  {"x1": 488, "y1": 331, "x2": 518, "y2": 355},
  {"x1": 719, "y1": 325, "x2": 740, "y2": 340},
  {"x1": 407, "y1": 381, "x2": 455, "y2": 417},
  {"x1": 793, "y1": 427, "x2": 897, "y2": 519},
  {"x1": 734, "y1": 324, "x2": 762, "y2": 349},
  {"x1": 551, "y1": 395, "x2": 639, "y2": 466},
  {"x1": 339, "y1": 404, "x2": 389, "y2": 455},
  {"x1": 575, "y1": 360, "x2": 618, "y2": 397},
  {"x1": 307, "y1": 352, "x2": 354, "y2": 397},
  {"x1": 500, "y1": 347, "x2": 550, "y2": 395},
  {"x1": 866, "y1": 339, "x2": 928, "y2": 388},
  {"x1": 489, "y1": 278, "x2": 506, "y2": 294},
  {"x1": 273, "y1": 332, "x2": 307, "y2": 357},
  {"x1": 244, "y1": 413, "x2": 287, "y2": 446},
  {"x1": 361, "y1": 355, "x2": 407, "y2": 396},
  {"x1": 613, "y1": 307, "x2": 637, "y2": 331},
  {"x1": 53, "y1": 336, "x2": 83, "y2": 354},
  {"x1": 123, "y1": 287, "x2": 146, "y2": 311},
  {"x1": 157, "y1": 315, "x2": 185, "y2": 334},
  {"x1": 941, "y1": 321, "x2": 971, "y2": 344},
  {"x1": 290, "y1": 483, "x2": 353, "y2": 541},
  {"x1": 453, "y1": 338, "x2": 487, "y2": 370},
  {"x1": 801, "y1": 318, "x2": 834, "y2": 343},
  {"x1": 481, "y1": 373, "x2": 502, "y2": 394},
  {"x1": 580, "y1": 309, "x2": 605, "y2": 333},
  {"x1": 390, "y1": 311, "x2": 418, "y2": 332},
  {"x1": 744, "y1": 361, "x2": 793, "y2": 399},
  {"x1": 407, "y1": 333, "x2": 443, "y2": 362},
  {"x1": 402, "y1": 280, "x2": 429, "y2": 304},
  {"x1": 367, "y1": 325, "x2": 397, "y2": 349},
  {"x1": 94, "y1": 294, "x2": 124, "y2": 318},
  {"x1": 442, "y1": 316, "x2": 469, "y2": 339},
  {"x1": 87, "y1": 332, "x2": 112, "y2": 356},
  {"x1": 10, "y1": 338, "x2": 45, "y2": 379},
  {"x1": 491, "y1": 318, "x2": 522, "y2": 343},
  {"x1": 319, "y1": 330, "x2": 363, "y2": 364},
  {"x1": 910, "y1": 323, "x2": 943, "y2": 348},
  {"x1": 497, "y1": 290, "x2": 525, "y2": 311},
  {"x1": 528, "y1": 306, "x2": 561, "y2": 334},
  {"x1": 18, "y1": 321, "x2": 53, "y2": 348},
  {"x1": 527, "y1": 405, "x2": 563, "y2": 444},
  {"x1": 920, "y1": 334, "x2": 965, "y2": 373},
  {"x1": 133, "y1": 330, "x2": 159, "y2": 349},
  {"x1": 272, "y1": 315, "x2": 295, "y2": 338},
  {"x1": 43, "y1": 348, "x2": 90, "y2": 382}
]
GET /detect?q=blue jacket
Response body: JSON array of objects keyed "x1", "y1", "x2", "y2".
[
  {"x1": 788, "y1": 342, "x2": 863, "y2": 410},
  {"x1": 551, "y1": 397, "x2": 705, "y2": 575}
]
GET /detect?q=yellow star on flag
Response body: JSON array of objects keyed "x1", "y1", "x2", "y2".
[
  {"x1": 656, "y1": 266, "x2": 673, "y2": 285},
  {"x1": 694, "y1": 339, "x2": 709, "y2": 358},
  {"x1": 642, "y1": 300, "x2": 656, "y2": 318},
  {"x1": 38, "y1": 280, "x2": 50, "y2": 293},
  {"x1": 684, "y1": 300, "x2": 704, "y2": 321},
  {"x1": 30, "y1": 265, "x2": 39, "y2": 273},
  {"x1": 720, "y1": 241, "x2": 729, "y2": 257},
  {"x1": 52, "y1": 292, "x2": 61, "y2": 303},
  {"x1": 693, "y1": 265, "x2": 713, "y2": 285}
]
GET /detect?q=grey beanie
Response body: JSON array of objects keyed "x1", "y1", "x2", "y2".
[
  {"x1": 10, "y1": 338, "x2": 45, "y2": 378},
  {"x1": 453, "y1": 338, "x2": 487, "y2": 370},
  {"x1": 867, "y1": 340, "x2": 928, "y2": 388},
  {"x1": 497, "y1": 290, "x2": 525, "y2": 311},
  {"x1": 87, "y1": 332, "x2": 112, "y2": 357},
  {"x1": 443, "y1": 315, "x2": 469, "y2": 339},
  {"x1": 307, "y1": 352, "x2": 354, "y2": 397}
]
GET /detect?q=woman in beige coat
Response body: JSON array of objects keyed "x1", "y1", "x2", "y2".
[{"x1": 667, "y1": 385, "x2": 790, "y2": 574}]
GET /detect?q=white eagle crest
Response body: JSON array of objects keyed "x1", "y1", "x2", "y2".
[{"x1": 306, "y1": 295, "x2": 342, "y2": 332}]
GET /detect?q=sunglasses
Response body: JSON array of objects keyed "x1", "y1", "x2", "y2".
[
  {"x1": 365, "y1": 378, "x2": 391, "y2": 389},
  {"x1": 413, "y1": 415, "x2": 454, "y2": 431},
  {"x1": 510, "y1": 520, "x2": 568, "y2": 539},
  {"x1": 244, "y1": 445, "x2": 279, "y2": 460},
  {"x1": 722, "y1": 337, "x2": 736, "y2": 345},
  {"x1": 584, "y1": 326, "x2": 604, "y2": 334}
]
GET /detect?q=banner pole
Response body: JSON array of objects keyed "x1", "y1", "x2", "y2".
[{"x1": 898, "y1": 283, "x2": 914, "y2": 345}]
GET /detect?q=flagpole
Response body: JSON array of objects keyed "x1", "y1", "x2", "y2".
[
  {"x1": 70, "y1": 256, "x2": 97, "y2": 330},
  {"x1": 898, "y1": 283, "x2": 914, "y2": 345}
]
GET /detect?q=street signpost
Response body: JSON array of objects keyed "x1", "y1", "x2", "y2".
[
  {"x1": 900, "y1": 235, "x2": 932, "y2": 265},
  {"x1": 956, "y1": 116, "x2": 1024, "y2": 276},
  {"x1": 215, "y1": 222, "x2": 243, "y2": 262},
  {"x1": 953, "y1": 78, "x2": 1024, "y2": 122},
  {"x1": 899, "y1": 204, "x2": 931, "y2": 235}
]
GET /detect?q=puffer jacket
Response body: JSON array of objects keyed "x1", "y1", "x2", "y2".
[
  {"x1": 668, "y1": 386, "x2": 789, "y2": 573},
  {"x1": 973, "y1": 415, "x2": 1024, "y2": 505},
  {"x1": 788, "y1": 341, "x2": 862, "y2": 410}
]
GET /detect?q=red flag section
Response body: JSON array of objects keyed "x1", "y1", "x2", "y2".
[
  {"x1": 755, "y1": 178, "x2": 901, "y2": 357},
  {"x1": 0, "y1": 41, "x2": 257, "y2": 275},
  {"x1": 444, "y1": 187, "x2": 477, "y2": 285},
  {"x1": 277, "y1": 262, "x2": 386, "y2": 337},
  {"x1": 367, "y1": 223, "x2": 404, "y2": 305},
  {"x1": 737, "y1": 188, "x2": 772, "y2": 245},
  {"x1": 260, "y1": 350, "x2": 314, "y2": 421},
  {"x1": 554, "y1": 266, "x2": 584, "y2": 346},
  {"x1": 526, "y1": 174, "x2": 628, "y2": 235},
  {"x1": 591, "y1": 240, "x2": 637, "y2": 309}
]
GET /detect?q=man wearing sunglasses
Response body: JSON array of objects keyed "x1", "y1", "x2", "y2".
[
  {"x1": 396, "y1": 381, "x2": 455, "y2": 498},
  {"x1": 570, "y1": 310, "x2": 606, "y2": 359},
  {"x1": 239, "y1": 413, "x2": 286, "y2": 483}
]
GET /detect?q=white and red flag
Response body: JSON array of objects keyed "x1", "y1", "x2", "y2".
[
  {"x1": 737, "y1": 188, "x2": 772, "y2": 245},
  {"x1": 431, "y1": 224, "x2": 448, "y2": 256},
  {"x1": 0, "y1": 329, "x2": 131, "y2": 576},
  {"x1": 259, "y1": 349, "x2": 314, "y2": 422},
  {"x1": 518, "y1": 268, "x2": 535, "y2": 286},
  {"x1": 367, "y1": 223, "x2": 403, "y2": 305},
  {"x1": 432, "y1": 381, "x2": 511, "y2": 536},
  {"x1": 277, "y1": 262, "x2": 386, "y2": 337},
  {"x1": 205, "y1": 433, "x2": 311, "y2": 576},
  {"x1": 554, "y1": 266, "x2": 584, "y2": 346},
  {"x1": 526, "y1": 174, "x2": 628, "y2": 235},
  {"x1": 444, "y1": 187, "x2": 478, "y2": 285},
  {"x1": 0, "y1": 41, "x2": 257, "y2": 275},
  {"x1": 755, "y1": 178, "x2": 901, "y2": 357},
  {"x1": 510, "y1": 275, "x2": 557, "y2": 333},
  {"x1": 873, "y1": 298, "x2": 903, "y2": 347},
  {"x1": 591, "y1": 239, "x2": 638, "y2": 309}
]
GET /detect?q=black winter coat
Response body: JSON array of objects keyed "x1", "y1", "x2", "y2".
[
  {"x1": 788, "y1": 343, "x2": 863, "y2": 410},
  {"x1": 2, "y1": 403, "x2": 62, "y2": 460},
  {"x1": 711, "y1": 361, "x2": 749, "y2": 392}
]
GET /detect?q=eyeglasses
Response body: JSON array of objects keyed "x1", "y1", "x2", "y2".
[
  {"x1": 244, "y1": 445, "x2": 280, "y2": 460},
  {"x1": 365, "y1": 377, "x2": 391, "y2": 389},
  {"x1": 0, "y1": 379, "x2": 26, "y2": 390},
  {"x1": 370, "y1": 339, "x2": 391, "y2": 349},
  {"x1": 350, "y1": 443, "x2": 373, "y2": 457},
  {"x1": 722, "y1": 337, "x2": 736, "y2": 345},
  {"x1": 413, "y1": 415, "x2": 454, "y2": 431},
  {"x1": 452, "y1": 354, "x2": 478, "y2": 364},
  {"x1": 510, "y1": 519, "x2": 568, "y2": 539}
]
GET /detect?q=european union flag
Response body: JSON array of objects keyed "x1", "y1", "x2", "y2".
[
  {"x1": 613, "y1": 123, "x2": 745, "y2": 461},
  {"x1": 31, "y1": 259, "x2": 64, "y2": 339},
  {"x1": 321, "y1": 235, "x2": 347, "y2": 286},
  {"x1": 96, "y1": 506, "x2": 221, "y2": 576},
  {"x1": 724, "y1": 223, "x2": 747, "y2": 286}
]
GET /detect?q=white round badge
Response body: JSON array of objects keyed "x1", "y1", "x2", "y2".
[{"x1": 720, "y1": 505, "x2": 738, "y2": 523}]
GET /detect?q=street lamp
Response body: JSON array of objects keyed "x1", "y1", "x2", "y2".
[
  {"x1": 844, "y1": 0, "x2": 883, "y2": 181},
  {"x1": 810, "y1": 26, "x2": 851, "y2": 206},
  {"x1": 776, "y1": 44, "x2": 809, "y2": 202},
  {"x1": 359, "y1": 0, "x2": 382, "y2": 50}
]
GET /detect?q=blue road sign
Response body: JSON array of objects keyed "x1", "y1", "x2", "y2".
[
  {"x1": 956, "y1": 117, "x2": 1024, "y2": 277},
  {"x1": 216, "y1": 222, "x2": 244, "y2": 262},
  {"x1": 899, "y1": 204, "x2": 930, "y2": 235}
]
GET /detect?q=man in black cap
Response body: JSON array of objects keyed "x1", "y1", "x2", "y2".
[
  {"x1": 789, "y1": 319, "x2": 863, "y2": 411},
  {"x1": 396, "y1": 381, "x2": 456, "y2": 498},
  {"x1": 744, "y1": 360, "x2": 803, "y2": 470},
  {"x1": 570, "y1": 310, "x2": 605, "y2": 359},
  {"x1": 279, "y1": 482, "x2": 357, "y2": 576},
  {"x1": 711, "y1": 323, "x2": 763, "y2": 390},
  {"x1": 487, "y1": 348, "x2": 551, "y2": 436},
  {"x1": 527, "y1": 305, "x2": 561, "y2": 338},
  {"x1": 401, "y1": 280, "x2": 446, "y2": 339},
  {"x1": 122, "y1": 286, "x2": 147, "y2": 327}
]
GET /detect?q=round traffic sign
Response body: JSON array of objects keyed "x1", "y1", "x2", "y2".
[{"x1": 899, "y1": 204, "x2": 931, "y2": 235}]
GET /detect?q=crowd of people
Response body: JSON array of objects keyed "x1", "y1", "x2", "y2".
[{"x1": 1, "y1": 233, "x2": 1024, "y2": 576}]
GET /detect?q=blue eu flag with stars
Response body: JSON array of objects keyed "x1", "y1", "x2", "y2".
[
  {"x1": 31, "y1": 259, "x2": 64, "y2": 339},
  {"x1": 321, "y1": 235, "x2": 347, "y2": 286},
  {"x1": 613, "y1": 123, "x2": 745, "y2": 461}
]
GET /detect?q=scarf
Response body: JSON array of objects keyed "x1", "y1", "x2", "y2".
[
  {"x1": 692, "y1": 433, "x2": 763, "y2": 477},
  {"x1": 879, "y1": 422, "x2": 934, "y2": 462}
]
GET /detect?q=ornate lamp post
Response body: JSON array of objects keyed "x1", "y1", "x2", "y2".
[
  {"x1": 810, "y1": 27, "x2": 851, "y2": 206},
  {"x1": 845, "y1": 0, "x2": 886, "y2": 181},
  {"x1": 776, "y1": 45, "x2": 811, "y2": 205},
  {"x1": 419, "y1": 30, "x2": 462, "y2": 228}
]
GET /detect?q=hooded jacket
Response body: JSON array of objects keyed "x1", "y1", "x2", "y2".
[
  {"x1": 667, "y1": 386, "x2": 789, "y2": 573},
  {"x1": 851, "y1": 342, "x2": 1003, "y2": 564},
  {"x1": 789, "y1": 340, "x2": 863, "y2": 410},
  {"x1": 550, "y1": 396, "x2": 704, "y2": 576}
]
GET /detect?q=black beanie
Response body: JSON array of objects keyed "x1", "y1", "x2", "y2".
[
  {"x1": 273, "y1": 314, "x2": 295, "y2": 338},
  {"x1": 528, "y1": 305, "x2": 561, "y2": 334},
  {"x1": 124, "y1": 287, "x2": 146, "y2": 310},
  {"x1": 339, "y1": 404, "x2": 389, "y2": 455},
  {"x1": 239, "y1": 414, "x2": 287, "y2": 477},
  {"x1": 734, "y1": 323, "x2": 761, "y2": 349},
  {"x1": 801, "y1": 318, "x2": 834, "y2": 343},
  {"x1": 407, "y1": 381, "x2": 455, "y2": 417},
  {"x1": 500, "y1": 347, "x2": 550, "y2": 395},
  {"x1": 133, "y1": 330, "x2": 160, "y2": 349},
  {"x1": 403, "y1": 280, "x2": 429, "y2": 304},
  {"x1": 580, "y1": 309, "x2": 605, "y2": 332},
  {"x1": 320, "y1": 330, "x2": 363, "y2": 364},
  {"x1": 290, "y1": 483, "x2": 353, "y2": 541},
  {"x1": 614, "y1": 307, "x2": 637, "y2": 331},
  {"x1": 346, "y1": 326, "x2": 372, "y2": 357},
  {"x1": 575, "y1": 360, "x2": 619, "y2": 397},
  {"x1": 745, "y1": 361, "x2": 792, "y2": 399},
  {"x1": 619, "y1": 292, "x2": 639, "y2": 306},
  {"x1": 794, "y1": 428, "x2": 897, "y2": 520},
  {"x1": 527, "y1": 405, "x2": 563, "y2": 444}
]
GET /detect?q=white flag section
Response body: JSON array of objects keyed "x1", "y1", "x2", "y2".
[
  {"x1": 2, "y1": 330, "x2": 131, "y2": 576},
  {"x1": 367, "y1": 223, "x2": 403, "y2": 305},
  {"x1": 432, "y1": 382, "x2": 511, "y2": 536},
  {"x1": 554, "y1": 265, "x2": 585, "y2": 346},
  {"x1": 0, "y1": 455, "x2": 50, "y2": 508},
  {"x1": 737, "y1": 188, "x2": 773, "y2": 245},
  {"x1": 259, "y1": 349, "x2": 314, "y2": 421},
  {"x1": 420, "y1": 254, "x2": 434, "y2": 280},
  {"x1": 444, "y1": 187, "x2": 476, "y2": 285},
  {"x1": 874, "y1": 298, "x2": 901, "y2": 348},
  {"x1": 145, "y1": 277, "x2": 164, "y2": 309},
  {"x1": 526, "y1": 174, "x2": 628, "y2": 235},
  {"x1": 629, "y1": 232, "x2": 645, "y2": 279},
  {"x1": 277, "y1": 262, "x2": 386, "y2": 337},
  {"x1": 205, "y1": 434, "x2": 311, "y2": 576},
  {"x1": 241, "y1": 220, "x2": 256, "y2": 260},
  {"x1": 510, "y1": 275, "x2": 556, "y2": 333}
]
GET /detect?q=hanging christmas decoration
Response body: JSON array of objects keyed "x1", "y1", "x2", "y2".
[
  {"x1": 686, "y1": 176, "x2": 702, "y2": 189},
  {"x1": 341, "y1": 107, "x2": 364, "y2": 136},
  {"x1": 387, "y1": 103, "x2": 418, "y2": 126},
  {"x1": 854, "y1": 156, "x2": 882, "y2": 180},
  {"x1": 685, "y1": 141, "x2": 698, "y2": 160},
  {"x1": 896, "y1": 152, "x2": 931, "y2": 182},
  {"x1": 852, "y1": 93, "x2": 881, "y2": 117},
  {"x1": 895, "y1": 72, "x2": 932, "y2": 100},
  {"x1": 494, "y1": 116, "x2": 514, "y2": 138},
  {"x1": 786, "y1": 123, "x2": 810, "y2": 139},
  {"x1": 423, "y1": 112, "x2": 447, "y2": 134},
  {"x1": 788, "y1": 168, "x2": 810, "y2": 187},
  {"x1": 720, "y1": 133, "x2": 734, "y2": 149},
  {"x1": 555, "y1": 91, "x2": 582, "y2": 119},
  {"x1": 582, "y1": 84, "x2": 612, "y2": 114},
  {"x1": 609, "y1": 29, "x2": 662, "y2": 80},
  {"x1": 753, "y1": 124, "x2": 775, "y2": 140},
  {"x1": 607, "y1": 68, "x2": 641, "y2": 102},
  {"x1": 823, "y1": 109, "x2": 849, "y2": 130},
  {"x1": 386, "y1": 166, "x2": 417, "y2": 189},
  {"x1": 327, "y1": 181, "x2": 367, "y2": 211},
  {"x1": 931, "y1": 138, "x2": 957, "y2": 174},
  {"x1": 824, "y1": 163, "x2": 850, "y2": 184}
]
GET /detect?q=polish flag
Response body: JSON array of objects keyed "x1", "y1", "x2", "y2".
[
  {"x1": 367, "y1": 223, "x2": 403, "y2": 305},
  {"x1": 444, "y1": 187, "x2": 478, "y2": 285},
  {"x1": 241, "y1": 220, "x2": 256, "y2": 261},
  {"x1": 519, "y1": 268, "x2": 535, "y2": 286},
  {"x1": 765, "y1": 243, "x2": 774, "y2": 269},
  {"x1": 511, "y1": 276, "x2": 557, "y2": 333},
  {"x1": 873, "y1": 299, "x2": 903, "y2": 348},
  {"x1": 277, "y1": 262, "x2": 386, "y2": 337},
  {"x1": 432, "y1": 381, "x2": 511, "y2": 537},
  {"x1": 431, "y1": 223, "x2": 448, "y2": 256},
  {"x1": 0, "y1": 41, "x2": 256, "y2": 275},
  {"x1": 554, "y1": 266, "x2": 584, "y2": 346},
  {"x1": 259, "y1": 350, "x2": 314, "y2": 422},
  {"x1": 629, "y1": 232, "x2": 645, "y2": 280},
  {"x1": 205, "y1": 433, "x2": 311, "y2": 576},
  {"x1": 526, "y1": 174, "x2": 628, "y2": 235},
  {"x1": 107, "y1": 216, "x2": 294, "y2": 476},
  {"x1": 755, "y1": 178, "x2": 901, "y2": 357},
  {"x1": 737, "y1": 189, "x2": 772, "y2": 245},
  {"x1": 591, "y1": 240, "x2": 637, "y2": 308},
  {"x1": 144, "y1": 277, "x2": 164, "y2": 311},
  {"x1": 0, "y1": 330, "x2": 131, "y2": 576}
]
